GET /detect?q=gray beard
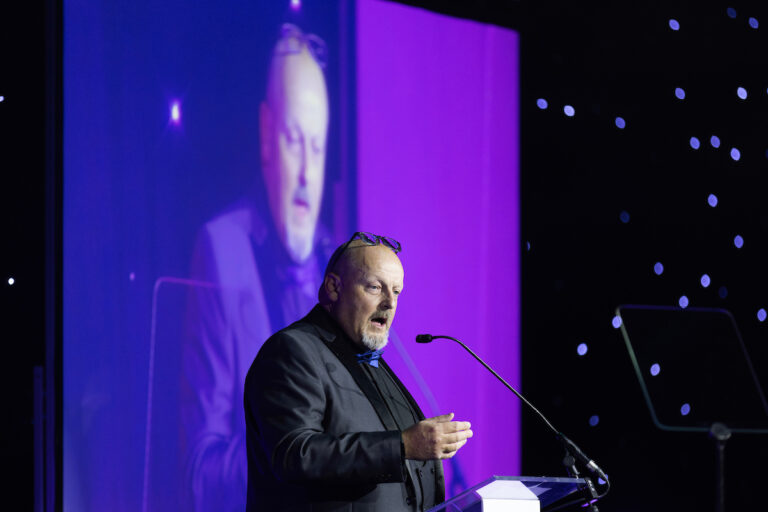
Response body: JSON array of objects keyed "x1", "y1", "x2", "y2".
[{"x1": 361, "y1": 331, "x2": 389, "y2": 351}]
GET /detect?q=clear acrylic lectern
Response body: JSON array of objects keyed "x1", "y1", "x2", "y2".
[{"x1": 427, "y1": 475, "x2": 586, "y2": 512}]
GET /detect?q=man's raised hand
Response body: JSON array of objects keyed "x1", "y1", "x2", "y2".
[{"x1": 402, "y1": 413, "x2": 473, "y2": 460}]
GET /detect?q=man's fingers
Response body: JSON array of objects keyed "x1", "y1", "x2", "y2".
[
  {"x1": 441, "y1": 439, "x2": 468, "y2": 458},
  {"x1": 427, "y1": 413, "x2": 455, "y2": 423},
  {"x1": 442, "y1": 420, "x2": 471, "y2": 433},
  {"x1": 443, "y1": 429, "x2": 473, "y2": 444}
]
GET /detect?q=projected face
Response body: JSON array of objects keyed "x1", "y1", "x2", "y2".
[
  {"x1": 260, "y1": 46, "x2": 329, "y2": 263},
  {"x1": 327, "y1": 244, "x2": 404, "y2": 351}
]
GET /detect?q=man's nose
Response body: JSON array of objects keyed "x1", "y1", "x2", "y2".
[
  {"x1": 380, "y1": 291, "x2": 395, "y2": 309},
  {"x1": 297, "y1": 142, "x2": 308, "y2": 186}
]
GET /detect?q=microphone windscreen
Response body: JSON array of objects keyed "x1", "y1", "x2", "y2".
[{"x1": 415, "y1": 334, "x2": 433, "y2": 343}]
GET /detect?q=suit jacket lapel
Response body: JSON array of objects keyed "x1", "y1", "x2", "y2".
[{"x1": 306, "y1": 306, "x2": 399, "y2": 432}]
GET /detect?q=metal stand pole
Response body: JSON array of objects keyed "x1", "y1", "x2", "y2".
[{"x1": 709, "y1": 422, "x2": 731, "y2": 512}]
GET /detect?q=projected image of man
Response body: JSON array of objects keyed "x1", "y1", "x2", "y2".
[{"x1": 181, "y1": 24, "x2": 333, "y2": 512}]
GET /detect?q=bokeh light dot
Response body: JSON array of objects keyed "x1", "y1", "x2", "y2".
[
  {"x1": 654, "y1": 262, "x2": 664, "y2": 275},
  {"x1": 7, "y1": 277, "x2": 14, "y2": 285},
  {"x1": 690, "y1": 136, "x2": 700, "y2": 149},
  {"x1": 749, "y1": 17, "x2": 759, "y2": 28},
  {"x1": 727, "y1": 7, "x2": 737, "y2": 19},
  {"x1": 675, "y1": 87, "x2": 686, "y2": 99},
  {"x1": 536, "y1": 98, "x2": 548, "y2": 110},
  {"x1": 564, "y1": 105, "x2": 575, "y2": 117},
  {"x1": 0, "y1": 96, "x2": 5, "y2": 102},
  {"x1": 650, "y1": 363, "x2": 660, "y2": 376},
  {"x1": 170, "y1": 101, "x2": 181, "y2": 124},
  {"x1": 730, "y1": 148, "x2": 741, "y2": 161},
  {"x1": 669, "y1": 19, "x2": 680, "y2": 31},
  {"x1": 707, "y1": 193, "x2": 718, "y2": 207},
  {"x1": 757, "y1": 308, "x2": 767, "y2": 322},
  {"x1": 577, "y1": 343, "x2": 588, "y2": 356},
  {"x1": 718, "y1": 286, "x2": 728, "y2": 299},
  {"x1": 589, "y1": 415, "x2": 600, "y2": 427},
  {"x1": 710, "y1": 135, "x2": 721, "y2": 148},
  {"x1": 615, "y1": 117, "x2": 626, "y2": 129},
  {"x1": 734, "y1": 235, "x2": 744, "y2": 248},
  {"x1": 737, "y1": 87, "x2": 748, "y2": 99},
  {"x1": 612, "y1": 315, "x2": 622, "y2": 329},
  {"x1": 679, "y1": 295, "x2": 689, "y2": 308},
  {"x1": 129, "y1": 272, "x2": 136, "y2": 281},
  {"x1": 700, "y1": 274, "x2": 711, "y2": 288},
  {"x1": 619, "y1": 210, "x2": 630, "y2": 223},
  {"x1": 681, "y1": 403, "x2": 691, "y2": 416}
]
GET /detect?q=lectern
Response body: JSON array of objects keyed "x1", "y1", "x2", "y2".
[{"x1": 428, "y1": 475, "x2": 586, "y2": 512}]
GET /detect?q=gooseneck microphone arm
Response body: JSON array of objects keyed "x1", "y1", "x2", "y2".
[{"x1": 416, "y1": 333, "x2": 610, "y2": 500}]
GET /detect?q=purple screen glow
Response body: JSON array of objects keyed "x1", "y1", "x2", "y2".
[{"x1": 357, "y1": 0, "x2": 520, "y2": 489}]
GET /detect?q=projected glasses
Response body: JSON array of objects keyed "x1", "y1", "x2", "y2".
[
  {"x1": 324, "y1": 232, "x2": 402, "y2": 276},
  {"x1": 275, "y1": 23, "x2": 328, "y2": 69}
]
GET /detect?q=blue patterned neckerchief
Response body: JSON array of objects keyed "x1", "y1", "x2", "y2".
[{"x1": 356, "y1": 348, "x2": 385, "y2": 368}]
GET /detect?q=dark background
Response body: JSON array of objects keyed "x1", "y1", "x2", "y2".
[{"x1": 3, "y1": 0, "x2": 767, "y2": 509}]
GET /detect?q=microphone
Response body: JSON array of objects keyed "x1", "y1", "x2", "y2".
[{"x1": 416, "y1": 333, "x2": 610, "y2": 489}]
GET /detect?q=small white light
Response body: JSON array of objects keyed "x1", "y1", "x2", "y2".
[
  {"x1": 679, "y1": 295, "x2": 689, "y2": 308},
  {"x1": 7, "y1": 277, "x2": 14, "y2": 285},
  {"x1": 707, "y1": 193, "x2": 718, "y2": 207},
  {"x1": 700, "y1": 274, "x2": 711, "y2": 288},
  {"x1": 577, "y1": 343, "x2": 588, "y2": 356},
  {"x1": 757, "y1": 308, "x2": 766, "y2": 322},
  {"x1": 612, "y1": 315, "x2": 622, "y2": 329},
  {"x1": 680, "y1": 403, "x2": 691, "y2": 416},
  {"x1": 654, "y1": 262, "x2": 664, "y2": 275},
  {"x1": 734, "y1": 235, "x2": 744, "y2": 248},
  {"x1": 669, "y1": 19, "x2": 680, "y2": 31},
  {"x1": 537, "y1": 98, "x2": 548, "y2": 110},
  {"x1": 690, "y1": 137, "x2": 700, "y2": 149},
  {"x1": 0, "y1": 96, "x2": 5, "y2": 103},
  {"x1": 737, "y1": 87, "x2": 748, "y2": 99},
  {"x1": 615, "y1": 117, "x2": 626, "y2": 129},
  {"x1": 564, "y1": 105, "x2": 575, "y2": 117},
  {"x1": 650, "y1": 363, "x2": 661, "y2": 376},
  {"x1": 710, "y1": 135, "x2": 721, "y2": 148},
  {"x1": 675, "y1": 87, "x2": 686, "y2": 100},
  {"x1": 730, "y1": 148, "x2": 741, "y2": 161},
  {"x1": 170, "y1": 101, "x2": 181, "y2": 125}
]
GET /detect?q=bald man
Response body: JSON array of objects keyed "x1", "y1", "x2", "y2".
[
  {"x1": 244, "y1": 233, "x2": 473, "y2": 511},
  {"x1": 182, "y1": 25, "x2": 334, "y2": 511}
]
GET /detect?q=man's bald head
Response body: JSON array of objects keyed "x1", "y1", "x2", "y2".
[
  {"x1": 260, "y1": 39, "x2": 329, "y2": 263},
  {"x1": 320, "y1": 241, "x2": 404, "y2": 351}
]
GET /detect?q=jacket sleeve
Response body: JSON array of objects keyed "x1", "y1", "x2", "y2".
[{"x1": 245, "y1": 332, "x2": 406, "y2": 485}]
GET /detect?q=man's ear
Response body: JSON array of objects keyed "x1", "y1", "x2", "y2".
[
  {"x1": 323, "y1": 272, "x2": 342, "y2": 303},
  {"x1": 259, "y1": 101, "x2": 273, "y2": 166}
]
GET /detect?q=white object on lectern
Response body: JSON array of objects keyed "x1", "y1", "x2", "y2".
[{"x1": 475, "y1": 479, "x2": 540, "y2": 512}]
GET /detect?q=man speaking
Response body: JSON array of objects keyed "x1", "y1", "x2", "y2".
[{"x1": 244, "y1": 232, "x2": 473, "y2": 511}]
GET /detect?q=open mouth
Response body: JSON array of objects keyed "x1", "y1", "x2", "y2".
[{"x1": 370, "y1": 316, "x2": 388, "y2": 329}]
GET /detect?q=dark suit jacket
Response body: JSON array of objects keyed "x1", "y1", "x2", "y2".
[{"x1": 244, "y1": 305, "x2": 445, "y2": 511}]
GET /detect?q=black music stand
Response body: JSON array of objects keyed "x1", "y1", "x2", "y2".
[{"x1": 616, "y1": 305, "x2": 768, "y2": 512}]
